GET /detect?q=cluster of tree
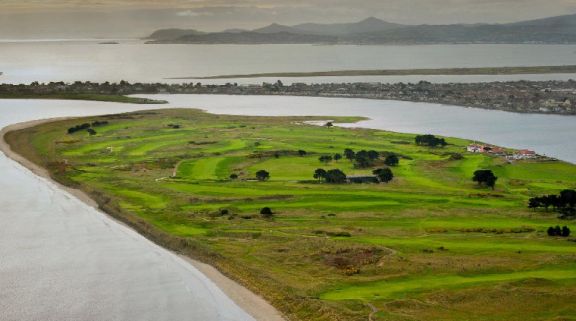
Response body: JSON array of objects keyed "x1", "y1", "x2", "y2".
[
  {"x1": 67, "y1": 123, "x2": 91, "y2": 134},
  {"x1": 319, "y1": 154, "x2": 342, "y2": 163},
  {"x1": 342, "y1": 149, "x2": 380, "y2": 168},
  {"x1": 67, "y1": 120, "x2": 109, "y2": 135},
  {"x1": 415, "y1": 134, "x2": 447, "y2": 147},
  {"x1": 547, "y1": 225, "x2": 571, "y2": 237},
  {"x1": 256, "y1": 170, "x2": 270, "y2": 181},
  {"x1": 373, "y1": 168, "x2": 394, "y2": 183},
  {"x1": 314, "y1": 168, "x2": 347, "y2": 184},
  {"x1": 529, "y1": 189, "x2": 576, "y2": 217},
  {"x1": 472, "y1": 169, "x2": 498, "y2": 189}
]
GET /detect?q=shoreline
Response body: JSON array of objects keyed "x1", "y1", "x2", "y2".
[
  {"x1": 171, "y1": 65, "x2": 576, "y2": 80},
  {"x1": 0, "y1": 118, "x2": 285, "y2": 321}
]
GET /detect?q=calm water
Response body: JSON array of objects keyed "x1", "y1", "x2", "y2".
[
  {"x1": 1, "y1": 41, "x2": 576, "y2": 84},
  {"x1": 133, "y1": 94, "x2": 576, "y2": 164}
]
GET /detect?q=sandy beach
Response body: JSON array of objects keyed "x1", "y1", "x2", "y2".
[{"x1": 0, "y1": 117, "x2": 285, "y2": 321}]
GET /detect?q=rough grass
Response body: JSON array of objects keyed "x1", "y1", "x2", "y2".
[{"x1": 6, "y1": 108, "x2": 576, "y2": 321}]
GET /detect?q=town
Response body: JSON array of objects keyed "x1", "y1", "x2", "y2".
[{"x1": 1, "y1": 79, "x2": 575, "y2": 115}]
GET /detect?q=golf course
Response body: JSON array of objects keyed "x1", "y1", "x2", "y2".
[{"x1": 6, "y1": 108, "x2": 576, "y2": 321}]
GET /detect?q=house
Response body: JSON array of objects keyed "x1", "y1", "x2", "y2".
[
  {"x1": 346, "y1": 175, "x2": 380, "y2": 184},
  {"x1": 509, "y1": 149, "x2": 537, "y2": 160},
  {"x1": 467, "y1": 144, "x2": 483, "y2": 153}
]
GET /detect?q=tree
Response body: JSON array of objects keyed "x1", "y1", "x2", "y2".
[
  {"x1": 560, "y1": 189, "x2": 576, "y2": 208},
  {"x1": 313, "y1": 168, "x2": 327, "y2": 181},
  {"x1": 367, "y1": 150, "x2": 380, "y2": 160},
  {"x1": 87, "y1": 128, "x2": 97, "y2": 136},
  {"x1": 384, "y1": 154, "x2": 399, "y2": 166},
  {"x1": 298, "y1": 150, "x2": 307, "y2": 157},
  {"x1": 334, "y1": 154, "x2": 342, "y2": 161},
  {"x1": 373, "y1": 168, "x2": 394, "y2": 183},
  {"x1": 561, "y1": 226, "x2": 571, "y2": 237},
  {"x1": 344, "y1": 148, "x2": 355, "y2": 161},
  {"x1": 260, "y1": 207, "x2": 274, "y2": 218},
  {"x1": 325, "y1": 122, "x2": 334, "y2": 127},
  {"x1": 229, "y1": 173, "x2": 239, "y2": 180},
  {"x1": 319, "y1": 155, "x2": 333, "y2": 164},
  {"x1": 547, "y1": 226, "x2": 556, "y2": 236},
  {"x1": 554, "y1": 225, "x2": 562, "y2": 236},
  {"x1": 415, "y1": 134, "x2": 447, "y2": 147},
  {"x1": 256, "y1": 170, "x2": 270, "y2": 181},
  {"x1": 472, "y1": 170, "x2": 498, "y2": 189},
  {"x1": 325, "y1": 169, "x2": 347, "y2": 184}
]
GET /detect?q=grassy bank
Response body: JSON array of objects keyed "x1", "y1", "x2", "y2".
[
  {"x1": 176, "y1": 65, "x2": 576, "y2": 79},
  {"x1": 6, "y1": 108, "x2": 576, "y2": 321},
  {"x1": 0, "y1": 93, "x2": 167, "y2": 104}
]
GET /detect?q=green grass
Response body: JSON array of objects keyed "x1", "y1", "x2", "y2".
[
  {"x1": 7, "y1": 108, "x2": 576, "y2": 321},
  {"x1": 320, "y1": 268, "x2": 576, "y2": 300}
]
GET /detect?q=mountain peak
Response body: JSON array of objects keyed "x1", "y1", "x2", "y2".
[{"x1": 360, "y1": 17, "x2": 384, "y2": 23}]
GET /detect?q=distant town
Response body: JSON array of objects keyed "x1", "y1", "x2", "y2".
[{"x1": 1, "y1": 79, "x2": 575, "y2": 115}]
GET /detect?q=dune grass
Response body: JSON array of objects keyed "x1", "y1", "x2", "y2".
[{"x1": 6, "y1": 108, "x2": 576, "y2": 321}]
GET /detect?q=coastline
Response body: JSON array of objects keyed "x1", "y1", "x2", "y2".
[{"x1": 0, "y1": 118, "x2": 285, "y2": 321}]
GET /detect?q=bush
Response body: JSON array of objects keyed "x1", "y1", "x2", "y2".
[{"x1": 260, "y1": 207, "x2": 274, "y2": 218}]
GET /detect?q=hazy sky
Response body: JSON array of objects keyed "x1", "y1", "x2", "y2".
[{"x1": 1, "y1": 0, "x2": 575, "y2": 38}]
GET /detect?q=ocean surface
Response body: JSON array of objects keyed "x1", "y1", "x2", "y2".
[{"x1": 0, "y1": 41, "x2": 575, "y2": 84}]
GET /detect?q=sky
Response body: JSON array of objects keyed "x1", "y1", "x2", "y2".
[{"x1": 1, "y1": 0, "x2": 575, "y2": 39}]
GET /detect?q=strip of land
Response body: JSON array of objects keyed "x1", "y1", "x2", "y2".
[
  {"x1": 0, "y1": 93, "x2": 167, "y2": 104},
  {"x1": 2, "y1": 80, "x2": 574, "y2": 115},
  {"x1": 5, "y1": 109, "x2": 576, "y2": 321},
  {"x1": 0, "y1": 119, "x2": 284, "y2": 321},
  {"x1": 173, "y1": 65, "x2": 576, "y2": 80}
]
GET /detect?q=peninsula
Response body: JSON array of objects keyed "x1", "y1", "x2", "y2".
[
  {"x1": 6, "y1": 108, "x2": 576, "y2": 321},
  {"x1": 181, "y1": 65, "x2": 576, "y2": 80}
]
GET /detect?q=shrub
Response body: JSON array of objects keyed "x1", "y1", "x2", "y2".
[{"x1": 260, "y1": 207, "x2": 274, "y2": 218}]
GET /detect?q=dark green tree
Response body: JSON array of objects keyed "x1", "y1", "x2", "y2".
[
  {"x1": 319, "y1": 155, "x2": 333, "y2": 164},
  {"x1": 256, "y1": 170, "x2": 270, "y2": 181},
  {"x1": 334, "y1": 154, "x2": 342, "y2": 161},
  {"x1": 384, "y1": 154, "x2": 399, "y2": 166},
  {"x1": 344, "y1": 148, "x2": 355, "y2": 161},
  {"x1": 314, "y1": 168, "x2": 327, "y2": 181},
  {"x1": 561, "y1": 226, "x2": 571, "y2": 237},
  {"x1": 472, "y1": 170, "x2": 498, "y2": 189},
  {"x1": 260, "y1": 207, "x2": 274, "y2": 218},
  {"x1": 373, "y1": 168, "x2": 394, "y2": 183},
  {"x1": 325, "y1": 169, "x2": 347, "y2": 184}
]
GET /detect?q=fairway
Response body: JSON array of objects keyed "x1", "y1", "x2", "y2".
[{"x1": 7, "y1": 108, "x2": 576, "y2": 321}]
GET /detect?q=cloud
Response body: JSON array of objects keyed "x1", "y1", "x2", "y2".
[{"x1": 176, "y1": 10, "x2": 213, "y2": 17}]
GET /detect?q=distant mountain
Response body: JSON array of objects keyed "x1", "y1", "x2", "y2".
[
  {"x1": 292, "y1": 17, "x2": 404, "y2": 36},
  {"x1": 253, "y1": 23, "x2": 302, "y2": 34},
  {"x1": 147, "y1": 31, "x2": 337, "y2": 45},
  {"x1": 146, "y1": 14, "x2": 576, "y2": 45},
  {"x1": 510, "y1": 13, "x2": 576, "y2": 30},
  {"x1": 145, "y1": 28, "x2": 204, "y2": 41}
]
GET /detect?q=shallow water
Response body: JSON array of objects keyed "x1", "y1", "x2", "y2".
[{"x1": 1, "y1": 41, "x2": 575, "y2": 84}]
